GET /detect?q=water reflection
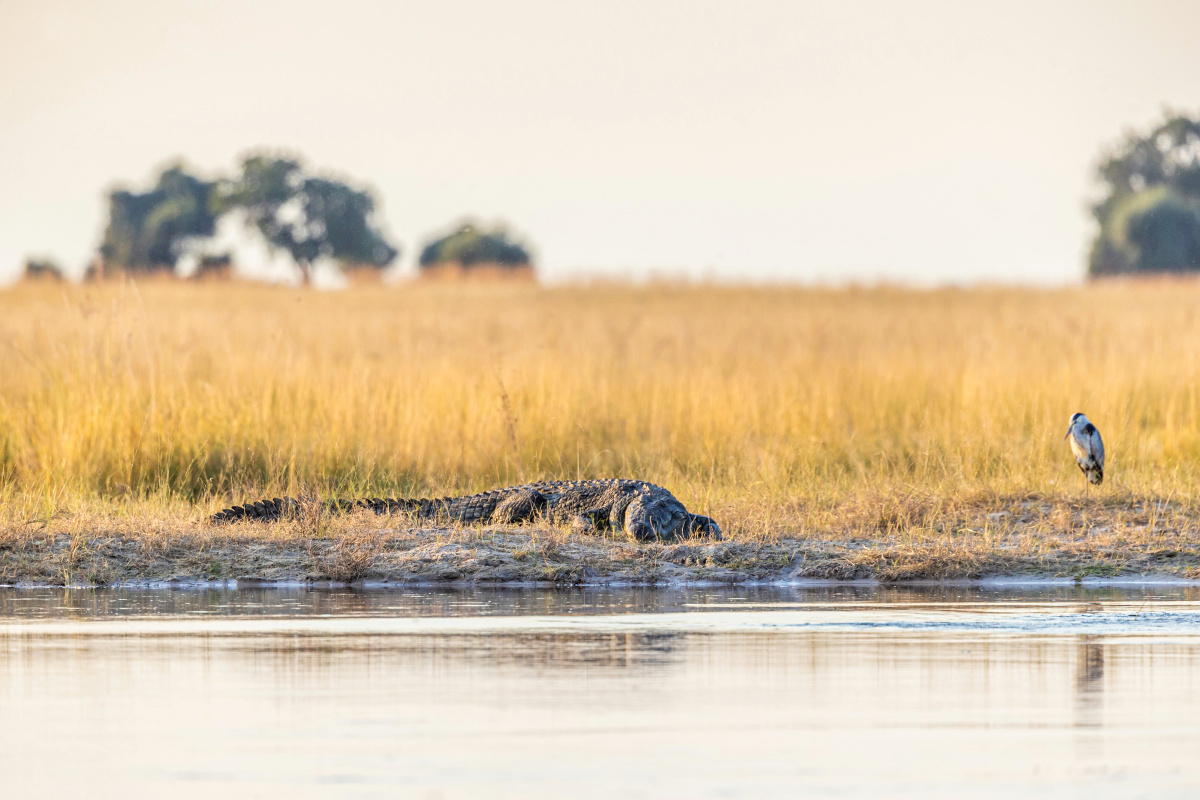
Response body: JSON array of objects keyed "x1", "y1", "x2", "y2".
[
  {"x1": 1, "y1": 589, "x2": 1199, "y2": 798},
  {"x1": 1074, "y1": 637, "x2": 1105, "y2": 729},
  {"x1": 2, "y1": 583, "x2": 1199, "y2": 620}
]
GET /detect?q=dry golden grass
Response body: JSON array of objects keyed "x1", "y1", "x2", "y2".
[{"x1": 3, "y1": 276, "x2": 1200, "y2": 582}]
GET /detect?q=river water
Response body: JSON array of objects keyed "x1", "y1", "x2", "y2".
[{"x1": 2, "y1": 585, "x2": 1199, "y2": 798}]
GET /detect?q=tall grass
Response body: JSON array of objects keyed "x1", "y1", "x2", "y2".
[{"x1": 3, "y1": 277, "x2": 1200, "y2": 531}]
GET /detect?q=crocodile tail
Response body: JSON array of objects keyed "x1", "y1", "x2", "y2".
[
  {"x1": 210, "y1": 497, "x2": 304, "y2": 524},
  {"x1": 211, "y1": 496, "x2": 430, "y2": 524},
  {"x1": 325, "y1": 497, "x2": 424, "y2": 515}
]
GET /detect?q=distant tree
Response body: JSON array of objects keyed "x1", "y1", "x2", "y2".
[
  {"x1": 214, "y1": 155, "x2": 301, "y2": 250},
  {"x1": 1089, "y1": 112, "x2": 1200, "y2": 276},
  {"x1": 99, "y1": 165, "x2": 217, "y2": 273},
  {"x1": 97, "y1": 154, "x2": 399, "y2": 282},
  {"x1": 418, "y1": 222, "x2": 532, "y2": 272},
  {"x1": 22, "y1": 258, "x2": 63, "y2": 281},
  {"x1": 217, "y1": 154, "x2": 398, "y2": 280}
]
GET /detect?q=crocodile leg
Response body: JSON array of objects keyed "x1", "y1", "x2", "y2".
[
  {"x1": 569, "y1": 507, "x2": 611, "y2": 535},
  {"x1": 490, "y1": 489, "x2": 548, "y2": 524}
]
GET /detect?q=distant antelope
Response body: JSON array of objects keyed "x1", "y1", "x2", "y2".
[{"x1": 1065, "y1": 413, "x2": 1105, "y2": 496}]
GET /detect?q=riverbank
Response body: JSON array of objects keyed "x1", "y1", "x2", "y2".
[{"x1": 3, "y1": 500, "x2": 1199, "y2": 587}]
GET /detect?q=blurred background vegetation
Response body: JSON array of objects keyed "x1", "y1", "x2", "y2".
[
  {"x1": 78, "y1": 154, "x2": 540, "y2": 284},
  {"x1": 418, "y1": 222, "x2": 532, "y2": 275},
  {"x1": 1090, "y1": 111, "x2": 1200, "y2": 276},
  {"x1": 79, "y1": 153, "x2": 538, "y2": 285},
  {"x1": 16, "y1": 109, "x2": 1200, "y2": 285},
  {"x1": 96, "y1": 154, "x2": 401, "y2": 282}
]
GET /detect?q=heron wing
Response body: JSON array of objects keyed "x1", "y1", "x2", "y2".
[
  {"x1": 1090, "y1": 427, "x2": 1105, "y2": 470},
  {"x1": 1068, "y1": 431, "x2": 1090, "y2": 462}
]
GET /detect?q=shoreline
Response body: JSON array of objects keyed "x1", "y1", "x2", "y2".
[
  {"x1": 4, "y1": 577, "x2": 1198, "y2": 591},
  {"x1": 2, "y1": 524, "x2": 1197, "y2": 589}
]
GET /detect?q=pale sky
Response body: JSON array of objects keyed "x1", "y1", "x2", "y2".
[{"x1": 2, "y1": 0, "x2": 1200, "y2": 285}]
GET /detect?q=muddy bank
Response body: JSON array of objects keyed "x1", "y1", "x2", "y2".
[{"x1": 2, "y1": 522, "x2": 1198, "y2": 587}]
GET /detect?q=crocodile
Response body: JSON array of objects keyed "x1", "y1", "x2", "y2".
[{"x1": 210, "y1": 479, "x2": 721, "y2": 542}]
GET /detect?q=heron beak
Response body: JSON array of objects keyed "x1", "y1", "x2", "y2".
[{"x1": 1063, "y1": 430, "x2": 1070, "y2": 441}]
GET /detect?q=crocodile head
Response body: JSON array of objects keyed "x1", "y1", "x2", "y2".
[{"x1": 624, "y1": 492, "x2": 721, "y2": 542}]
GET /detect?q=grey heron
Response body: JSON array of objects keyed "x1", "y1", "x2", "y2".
[{"x1": 1065, "y1": 412, "x2": 1104, "y2": 495}]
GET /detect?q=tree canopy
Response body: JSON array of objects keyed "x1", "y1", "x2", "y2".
[
  {"x1": 216, "y1": 156, "x2": 398, "y2": 273},
  {"x1": 22, "y1": 258, "x2": 63, "y2": 281},
  {"x1": 1090, "y1": 112, "x2": 1200, "y2": 276},
  {"x1": 99, "y1": 154, "x2": 398, "y2": 278},
  {"x1": 99, "y1": 165, "x2": 217, "y2": 272},
  {"x1": 418, "y1": 222, "x2": 532, "y2": 272}
]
